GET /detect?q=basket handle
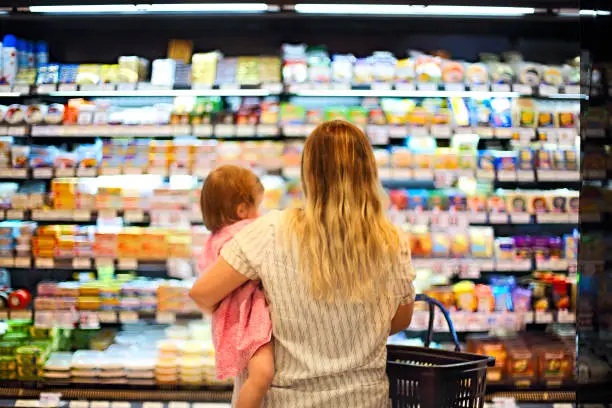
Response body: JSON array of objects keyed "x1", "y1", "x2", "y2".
[{"x1": 415, "y1": 293, "x2": 461, "y2": 352}]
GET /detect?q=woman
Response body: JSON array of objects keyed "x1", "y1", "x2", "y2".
[{"x1": 189, "y1": 120, "x2": 415, "y2": 407}]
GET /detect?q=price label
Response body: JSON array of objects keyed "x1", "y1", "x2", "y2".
[
  {"x1": 97, "y1": 311, "x2": 117, "y2": 323},
  {"x1": 393, "y1": 168, "x2": 413, "y2": 179},
  {"x1": 90, "y1": 402, "x2": 109, "y2": 408},
  {"x1": 513, "y1": 84, "x2": 533, "y2": 95},
  {"x1": 474, "y1": 127, "x2": 494, "y2": 138},
  {"x1": 77, "y1": 167, "x2": 98, "y2": 177},
  {"x1": 95, "y1": 258, "x2": 114, "y2": 269},
  {"x1": 378, "y1": 168, "x2": 392, "y2": 179},
  {"x1": 510, "y1": 213, "x2": 531, "y2": 224},
  {"x1": 410, "y1": 127, "x2": 429, "y2": 137},
  {"x1": 557, "y1": 311, "x2": 575, "y2": 324},
  {"x1": 0, "y1": 257, "x2": 13, "y2": 267},
  {"x1": 475, "y1": 170, "x2": 495, "y2": 181},
  {"x1": 98, "y1": 209, "x2": 118, "y2": 219},
  {"x1": 394, "y1": 82, "x2": 415, "y2": 91},
  {"x1": 417, "y1": 82, "x2": 438, "y2": 92},
  {"x1": 537, "y1": 213, "x2": 570, "y2": 224},
  {"x1": 156, "y1": 311, "x2": 176, "y2": 324},
  {"x1": 262, "y1": 82, "x2": 283, "y2": 94},
  {"x1": 497, "y1": 170, "x2": 516, "y2": 181},
  {"x1": 491, "y1": 83, "x2": 511, "y2": 93},
  {"x1": 513, "y1": 259, "x2": 532, "y2": 271},
  {"x1": 494, "y1": 128, "x2": 513, "y2": 139},
  {"x1": 0, "y1": 310, "x2": 8, "y2": 320},
  {"x1": 431, "y1": 212, "x2": 449, "y2": 229},
  {"x1": 430, "y1": 125, "x2": 452, "y2": 138},
  {"x1": 448, "y1": 213, "x2": 469, "y2": 228},
  {"x1": 69, "y1": 402, "x2": 89, "y2": 408},
  {"x1": 100, "y1": 167, "x2": 122, "y2": 176},
  {"x1": 488, "y1": 213, "x2": 508, "y2": 224},
  {"x1": 55, "y1": 167, "x2": 76, "y2": 177},
  {"x1": 366, "y1": 125, "x2": 389, "y2": 144},
  {"x1": 124, "y1": 167, "x2": 144, "y2": 175},
  {"x1": 33, "y1": 168, "x2": 54, "y2": 179},
  {"x1": 118, "y1": 258, "x2": 138, "y2": 270},
  {"x1": 14, "y1": 257, "x2": 31, "y2": 268},
  {"x1": 535, "y1": 311, "x2": 554, "y2": 324},
  {"x1": 388, "y1": 126, "x2": 408, "y2": 138},
  {"x1": 517, "y1": 170, "x2": 535, "y2": 182},
  {"x1": 467, "y1": 212, "x2": 487, "y2": 224},
  {"x1": 72, "y1": 258, "x2": 92, "y2": 269},
  {"x1": 444, "y1": 83, "x2": 465, "y2": 92},
  {"x1": 72, "y1": 209, "x2": 92, "y2": 221},
  {"x1": 539, "y1": 84, "x2": 559, "y2": 96},
  {"x1": 413, "y1": 169, "x2": 434, "y2": 180},
  {"x1": 124, "y1": 209, "x2": 145, "y2": 223},
  {"x1": 6, "y1": 209, "x2": 24, "y2": 220},
  {"x1": 11, "y1": 310, "x2": 33, "y2": 320},
  {"x1": 79, "y1": 310, "x2": 100, "y2": 329},
  {"x1": 110, "y1": 403, "x2": 131, "y2": 408},
  {"x1": 142, "y1": 403, "x2": 163, "y2": 408},
  {"x1": 256, "y1": 124, "x2": 279, "y2": 136},
  {"x1": 168, "y1": 403, "x2": 190, "y2": 408},
  {"x1": 193, "y1": 124, "x2": 213, "y2": 137},
  {"x1": 235, "y1": 125, "x2": 256, "y2": 137},
  {"x1": 460, "y1": 263, "x2": 481, "y2": 279},
  {"x1": 35, "y1": 258, "x2": 55, "y2": 268},
  {"x1": 215, "y1": 124, "x2": 235, "y2": 137}
]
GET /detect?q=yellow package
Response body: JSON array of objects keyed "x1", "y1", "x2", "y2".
[
  {"x1": 76, "y1": 64, "x2": 101, "y2": 85},
  {"x1": 100, "y1": 65, "x2": 119, "y2": 84},
  {"x1": 192, "y1": 52, "x2": 220, "y2": 86}
]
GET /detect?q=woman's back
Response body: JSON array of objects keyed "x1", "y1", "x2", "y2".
[{"x1": 221, "y1": 210, "x2": 414, "y2": 407}]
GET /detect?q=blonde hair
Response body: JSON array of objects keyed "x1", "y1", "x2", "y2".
[
  {"x1": 284, "y1": 120, "x2": 400, "y2": 302},
  {"x1": 200, "y1": 165, "x2": 263, "y2": 233}
]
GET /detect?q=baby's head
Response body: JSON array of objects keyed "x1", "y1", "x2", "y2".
[{"x1": 200, "y1": 165, "x2": 264, "y2": 234}]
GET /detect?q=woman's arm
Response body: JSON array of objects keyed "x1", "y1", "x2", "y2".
[
  {"x1": 188, "y1": 257, "x2": 249, "y2": 314},
  {"x1": 390, "y1": 302, "x2": 414, "y2": 335}
]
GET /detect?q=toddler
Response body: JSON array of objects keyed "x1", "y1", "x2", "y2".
[{"x1": 198, "y1": 165, "x2": 273, "y2": 408}]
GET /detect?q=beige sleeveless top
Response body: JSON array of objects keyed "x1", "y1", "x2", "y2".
[{"x1": 221, "y1": 210, "x2": 415, "y2": 408}]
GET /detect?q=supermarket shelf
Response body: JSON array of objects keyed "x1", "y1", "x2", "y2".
[
  {"x1": 0, "y1": 257, "x2": 176, "y2": 273},
  {"x1": 0, "y1": 83, "x2": 586, "y2": 100}
]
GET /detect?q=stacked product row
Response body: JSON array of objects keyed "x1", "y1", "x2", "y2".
[{"x1": 2, "y1": 97, "x2": 579, "y2": 130}]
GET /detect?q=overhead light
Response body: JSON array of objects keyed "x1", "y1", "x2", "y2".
[
  {"x1": 29, "y1": 4, "x2": 143, "y2": 14},
  {"x1": 293, "y1": 4, "x2": 536, "y2": 16},
  {"x1": 579, "y1": 9, "x2": 611, "y2": 16},
  {"x1": 29, "y1": 3, "x2": 269, "y2": 14},
  {"x1": 142, "y1": 3, "x2": 269, "y2": 13}
]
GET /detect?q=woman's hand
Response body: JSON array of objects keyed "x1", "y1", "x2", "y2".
[
  {"x1": 189, "y1": 257, "x2": 249, "y2": 315},
  {"x1": 390, "y1": 302, "x2": 414, "y2": 335}
]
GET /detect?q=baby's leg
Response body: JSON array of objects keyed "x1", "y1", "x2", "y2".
[{"x1": 236, "y1": 342, "x2": 274, "y2": 408}]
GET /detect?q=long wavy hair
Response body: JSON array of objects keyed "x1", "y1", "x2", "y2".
[{"x1": 284, "y1": 120, "x2": 400, "y2": 302}]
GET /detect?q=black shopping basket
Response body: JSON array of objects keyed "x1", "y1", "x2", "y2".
[{"x1": 387, "y1": 294, "x2": 495, "y2": 408}]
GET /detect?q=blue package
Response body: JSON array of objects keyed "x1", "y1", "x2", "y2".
[
  {"x1": 59, "y1": 64, "x2": 79, "y2": 84},
  {"x1": 490, "y1": 98, "x2": 513, "y2": 128},
  {"x1": 478, "y1": 150, "x2": 495, "y2": 170},
  {"x1": 494, "y1": 151, "x2": 517, "y2": 171},
  {"x1": 406, "y1": 189, "x2": 429, "y2": 211}
]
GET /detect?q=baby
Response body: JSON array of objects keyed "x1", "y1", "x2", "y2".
[{"x1": 198, "y1": 165, "x2": 273, "y2": 408}]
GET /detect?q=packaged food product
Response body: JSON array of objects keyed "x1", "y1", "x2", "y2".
[
  {"x1": 518, "y1": 63, "x2": 541, "y2": 86},
  {"x1": 441, "y1": 60, "x2": 464, "y2": 83},
  {"x1": 465, "y1": 63, "x2": 488, "y2": 86},
  {"x1": 542, "y1": 66, "x2": 563, "y2": 87},
  {"x1": 474, "y1": 285, "x2": 494, "y2": 312},
  {"x1": 453, "y1": 281, "x2": 476, "y2": 311},
  {"x1": 414, "y1": 54, "x2": 442, "y2": 83},
  {"x1": 191, "y1": 52, "x2": 220, "y2": 87},
  {"x1": 331, "y1": 54, "x2": 355, "y2": 84}
]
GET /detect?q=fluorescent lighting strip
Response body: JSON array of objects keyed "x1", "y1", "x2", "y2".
[
  {"x1": 29, "y1": 3, "x2": 269, "y2": 14},
  {"x1": 47, "y1": 89, "x2": 271, "y2": 97},
  {"x1": 293, "y1": 4, "x2": 536, "y2": 16},
  {"x1": 0, "y1": 92, "x2": 23, "y2": 97},
  {"x1": 580, "y1": 9, "x2": 611, "y2": 16},
  {"x1": 294, "y1": 89, "x2": 520, "y2": 98}
]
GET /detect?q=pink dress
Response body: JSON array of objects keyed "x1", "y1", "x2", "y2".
[{"x1": 198, "y1": 219, "x2": 272, "y2": 380}]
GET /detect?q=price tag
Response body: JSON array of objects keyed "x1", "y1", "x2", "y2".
[
  {"x1": 100, "y1": 167, "x2": 121, "y2": 176},
  {"x1": 77, "y1": 167, "x2": 98, "y2": 177},
  {"x1": 536, "y1": 213, "x2": 570, "y2": 224},
  {"x1": 417, "y1": 82, "x2": 438, "y2": 92},
  {"x1": 33, "y1": 168, "x2": 54, "y2": 179},
  {"x1": 72, "y1": 258, "x2": 92, "y2": 269},
  {"x1": 510, "y1": 213, "x2": 531, "y2": 224},
  {"x1": 557, "y1": 310, "x2": 576, "y2": 324},
  {"x1": 110, "y1": 403, "x2": 131, "y2": 408},
  {"x1": 514, "y1": 259, "x2": 532, "y2": 271},
  {"x1": 156, "y1": 311, "x2": 176, "y2": 324},
  {"x1": 90, "y1": 402, "x2": 109, "y2": 408},
  {"x1": 215, "y1": 124, "x2": 235, "y2": 137},
  {"x1": 35, "y1": 258, "x2": 55, "y2": 268},
  {"x1": 387, "y1": 126, "x2": 408, "y2": 139},
  {"x1": 412, "y1": 169, "x2": 434, "y2": 180},
  {"x1": 0, "y1": 310, "x2": 8, "y2": 320},
  {"x1": 0, "y1": 168, "x2": 13, "y2": 178},
  {"x1": 72, "y1": 209, "x2": 92, "y2": 221},
  {"x1": 497, "y1": 170, "x2": 516, "y2": 182},
  {"x1": 124, "y1": 167, "x2": 144, "y2": 175},
  {"x1": 494, "y1": 128, "x2": 512, "y2": 139},
  {"x1": 283, "y1": 124, "x2": 306, "y2": 137},
  {"x1": 98, "y1": 209, "x2": 118, "y2": 219},
  {"x1": 444, "y1": 83, "x2": 465, "y2": 92},
  {"x1": 11, "y1": 310, "x2": 33, "y2": 320},
  {"x1": 568, "y1": 213, "x2": 579, "y2": 224},
  {"x1": 492, "y1": 83, "x2": 511, "y2": 93},
  {"x1": 467, "y1": 212, "x2": 487, "y2": 224},
  {"x1": 489, "y1": 213, "x2": 508, "y2": 224},
  {"x1": 124, "y1": 209, "x2": 145, "y2": 223},
  {"x1": 513, "y1": 84, "x2": 533, "y2": 95},
  {"x1": 55, "y1": 167, "x2": 76, "y2": 177},
  {"x1": 535, "y1": 311, "x2": 554, "y2": 324},
  {"x1": 95, "y1": 258, "x2": 114, "y2": 268},
  {"x1": 69, "y1": 402, "x2": 89, "y2": 408},
  {"x1": 392, "y1": 168, "x2": 412, "y2": 179},
  {"x1": 59, "y1": 83, "x2": 78, "y2": 92},
  {"x1": 539, "y1": 84, "x2": 559, "y2": 96},
  {"x1": 262, "y1": 82, "x2": 283, "y2": 94},
  {"x1": 12, "y1": 168, "x2": 28, "y2": 179},
  {"x1": 430, "y1": 125, "x2": 452, "y2": 138},
  {"x1": 516, "y1": 170, "x2": 535, "y2": 182},
  {"x1": 193, "y1": 124, "x2": 213, "y2": 137},
  {"x1": 79, "y1": 310, "x2": 100, "y2": 329},
  {"x1": 460, "y1": 263, "x2": 481, "y2": 279},
  {"x1": 366, "y1": 125, "x2": 389, "y2": 144},
  {"x1": 475, "y1": 170, "x2": 495, "y2": 181},
  {"x1": 97, "y1": 311, "x2": 117, "y2": 323},
  {"x1": 142, "y1": 403, "x2": 164, "y2": 408},
  {"x1": 14, "y1": 257, "x2": 31, "y2": 268},
  {"x1": 378, "y1": 168, "x2": 392, "y2": 179},
  {"x1": 235, "y1": 125, "x2": 256, "y2": 137},
  {"x1": 0, "y1": 257, "x2": 13, "y2": 267},
  {"x1": 118, "y1": 258, "x2": 138, "y2": 270},
  {"x1": 410, "y1": 127, "x2": 429, "y2": 137},
  {"x1": 168, "y1": 403, "x2": 190, "y2": 408},
  {"x1": 256, "y1": 124, "x2": 279, "y2": 136}
]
